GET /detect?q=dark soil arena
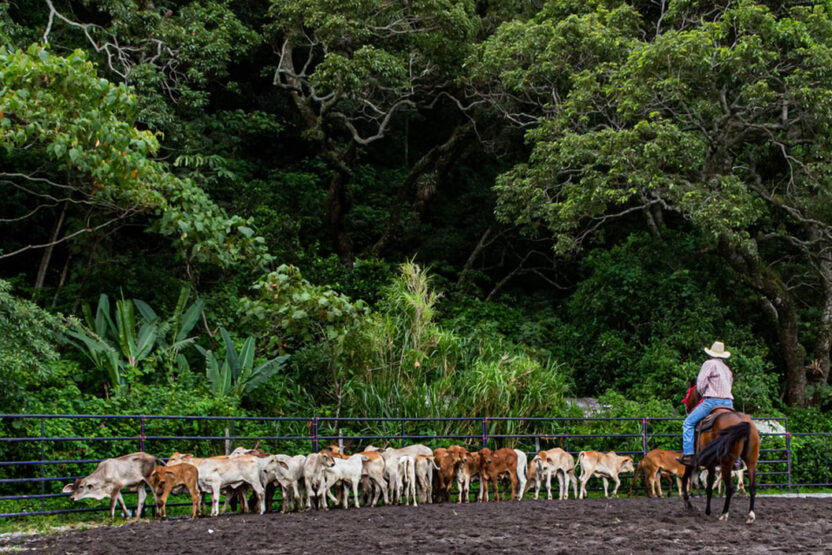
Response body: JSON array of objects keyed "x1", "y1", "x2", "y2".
[{"x1": 4, "y1": 496, "x2": 831, "y2": 554}]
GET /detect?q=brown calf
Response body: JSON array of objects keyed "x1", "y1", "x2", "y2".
[
  {"x1": 479, "y1": 448, "x2": 519, "y2": 501},
  {"x1": 636, "y1": 449, "x2": 686, "y2": 498},
  {"x1": 433, "y1": 446, "x2": 467, "y2": 503},
  {"x1": 148, "y1": 464, "x2": 200, "y2": 519}
]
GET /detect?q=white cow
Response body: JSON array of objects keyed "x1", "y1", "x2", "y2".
[
  {"x1": 324, "y1": 454, "x2": 367, "y2": 509},
  {"x1": 528, "y1": 448, "x2": 578, "y2": 500},
  {"x1": 268, "y1": 454, "x2": 307, "y2": 512},
  {"x1": 514, "y1": 449, "x2": 528, "y2": 501},
  {"x1": 62, "y1": 452, "x2": 159, "y2": 519},
  {"x1": 698, "y1": 461, "x2": 747, "y2": 496},
  {"x1": 577, "y1": 450, "x2": 635, "y2": 499},
  {"x1": 415, "y1": 455, "x2": 438, "y2": 504},
  {"x1": 303, "y1": 453, "x2": 335, "y2": 510},
  {"x1": 196, "y1": 455, "x2": 266, "y2": 516},
  {"x1": 398, "y1": 455, "x2": 417, "y2": 506}
]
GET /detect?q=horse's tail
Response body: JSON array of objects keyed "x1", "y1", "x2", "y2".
[{"x1": 696, "y1": 421, "x2": 751, "y2": 468}]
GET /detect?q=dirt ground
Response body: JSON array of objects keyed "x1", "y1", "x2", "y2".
[{"x1": 4, "y1": 496, "x2": 831, "y2": 554}]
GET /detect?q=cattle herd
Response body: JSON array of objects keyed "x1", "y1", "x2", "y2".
[{"x1": 60, "y1": 444, "x2": 746, "y2": 520}]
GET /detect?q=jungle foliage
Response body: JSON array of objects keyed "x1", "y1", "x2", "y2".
[{"x1": 2, "y1": 0, "x2": 832, "y2": 425}]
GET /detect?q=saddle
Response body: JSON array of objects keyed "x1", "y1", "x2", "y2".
[{"x1": 695, "y1": 407, "x2": 736, "y2": 434}]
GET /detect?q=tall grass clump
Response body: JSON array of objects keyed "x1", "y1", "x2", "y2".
[{"x1": 341, "y1": 261, "x2": 571, "y2": 437}]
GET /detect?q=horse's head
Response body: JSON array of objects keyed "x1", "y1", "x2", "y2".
[{"x1": 682, "y1": 379, "x2": 701, "y2": 415}]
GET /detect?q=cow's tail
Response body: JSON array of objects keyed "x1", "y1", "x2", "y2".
[
  {"x1": 696, "y1": 422, "x2": 751, "y2": 469},
  {"x1": 632, "y1": 459, "x2": 644, "y2": 497},
  {"x1": 577, "y1": 451, "x2": 586, "y2": 472}
]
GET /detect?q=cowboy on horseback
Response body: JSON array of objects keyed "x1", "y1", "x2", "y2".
[{"x1": 677, "y1": 341, "x2": 734, "y2": 467}]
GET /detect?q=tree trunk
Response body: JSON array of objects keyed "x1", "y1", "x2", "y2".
[
  {"x1": 323, "y1": 143, "x2": 356, "y2": 266},
  {"x1": 718, "y1": 235, "x2": 807, "y2": 406},
  {"x1": 34, "y1": 202, "x2": 67, "y2": 290},
  {"x1": 325, "y1": 169, "x2": 354, "y2": 266},
  {"x1": 811, "y1": 251, "x2": 832, "y2": 385},
  {"x1": 371, "y1": 123, "x2": 474, "y2": 257}
]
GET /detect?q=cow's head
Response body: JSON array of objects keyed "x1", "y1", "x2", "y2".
[
  {"x1": 148, "y1": 466, "x2": 170, "y2": 494},
  {"x1": 448, "y1": 445, "x2": 468, "y2": 465},
  {"x1": 166, "y1": 452, "x2": 193, "y2": 466},
  {"x1": 480, "y1": 448, "x2": 493, "y2": 466},
  {"x1": 319, "y1": 452, "x2": 336, "y2": 468},
  {"x1": 620, "y1": 456, "x2": 635, "y2": 474},
  {"x1": 61, "y1": 476, "x2": 110, "y2": 501},
  {"x1": 263, "y1": 456, "x2": 290, "y2": 480}
]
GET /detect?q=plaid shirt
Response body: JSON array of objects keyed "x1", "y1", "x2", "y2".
[{"x1": 697, "y1": 358, "x2": 733, "y2": 400}]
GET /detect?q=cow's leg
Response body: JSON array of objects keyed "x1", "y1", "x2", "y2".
[
  {"x1": 250, "y1": 481, "x2": 265, "y2": 515},
  {"x1": 545, "y1": 469, "x2": 553, "y2": 501},
  {"x1": 570, "y1": 471, "x2": 578, "y2": 499},
  {"x1": 211, "y1": 485, "x2": 221, "y2": 517},
  {"x1": 611, "y1": 476, "x2": 621, "y2": 497},
  {"x1": 675, "y1": 476, "x2": 683, "y2": 498},
  {"x1": 737, "y1": 470, "x2": 746, "y2": 495},
  {"x1": 109, "y1": 491, "x2": 119, "y2": 519},
  {"x1": 352, "y1": 480, "x2": 361, "y2": 509},
  {"x1": 534, "y1": 471, "x2": 543, "y2": 500},
  {"x1": 655, "y1": 472, "x2": 664, "y2": 498},
  {"x1": 327, "y1": 483, "x2": 339, "y2": 505},
  {"x1": 510, "y1": 472, "x2": 518, "y2": 501},
  {"x1": 188, "y1": 484, "x2": 199, "y2": 519},
  {"x1": 305, "y1": 483, "x2": 313, "y2": 511},
  {"x1": 579, "y1": 471, "x2": 589, "y2": 499},
  {"x1": 135, "y1": 484, "x2": 147, "y2": 519},
  {"x1": 160, "y1": 485, "x2": 172, "y2": 519},
  {"x1": 601, "y1": 477, "x2": 609, "y2": 498}
]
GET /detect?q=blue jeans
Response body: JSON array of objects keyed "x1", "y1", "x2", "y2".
[{"x1": 683, "y1": 398, "x2": 734, "y2": 455}]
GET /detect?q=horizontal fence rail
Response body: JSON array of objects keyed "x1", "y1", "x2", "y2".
[{"x1": 0, "y1": 413, "x2": 824, "y2": 519}]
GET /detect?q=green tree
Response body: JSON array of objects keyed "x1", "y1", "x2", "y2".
[
  {"x1": 482, "y1": 1, "x2": 832, "y2": 406},
  {"x1": 0, "y1": 44, "x2": 271, "y2": 284},
  {"x1": 0, "y1": 279, "x2": 66, "y2": 411}
]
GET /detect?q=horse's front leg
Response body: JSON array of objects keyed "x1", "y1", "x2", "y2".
[
  {"x1": 681, "y1": 467, "x2": 694, "y2": 511},
  {"x1": 705, "y1": 466, "x2": 716, "y2": 515}
]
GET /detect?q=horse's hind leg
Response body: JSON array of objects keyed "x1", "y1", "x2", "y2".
[
  {"x1": 705, "y1": 466, "x2": 716, "y2": 516},
  {"x1": 719, "y1": 461, "x2": 734, "y2": 521},
  {"x1": 746, "y1": 460, "x2": 757, "y2": 524}
]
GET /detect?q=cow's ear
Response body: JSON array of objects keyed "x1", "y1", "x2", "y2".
[
  {"x1": 361, "y1": 455, "x2": 369, "y2": 462},
  {"x1": 165, "y1": 471, "x2": 177, "y2": 479},
  {"x1": 278, "y1": 461, "x2": 289, "y2": 469},
  {"x1": 62, "y1": 483, "x2": 74, "y2": 493}
]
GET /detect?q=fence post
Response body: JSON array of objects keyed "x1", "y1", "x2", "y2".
[
  {"x1": 825, "y1": 435, "x2": 829, "y2": 487},
  {"x1": 231, "y1": 420, "x2": 236, "y2": 452},
  {"x1": 40, "y1": 418, "x2": 45, "y2": 513},
  {"x1": 534, "y1": 436, "x2": 540, "y2": 453},
  {"x1": 139, "y1": 415, "x2": 146, "y2": 453},
  {"x1": 785, "y1": 417, "x2": 792, "y2": 493},
  {"x1": 641, "y1": 418, "x2": 649, "y2": 456},
  {"x1": 482, "y1": 417, "x2": 488, "y2": 449},
  {"x1": 312, "y1": 417, "x2": 319, "y2": 452}
]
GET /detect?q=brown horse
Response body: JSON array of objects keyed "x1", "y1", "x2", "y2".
[{"x1": 682, "y1": 385, "x2": 760, "y2": 523}]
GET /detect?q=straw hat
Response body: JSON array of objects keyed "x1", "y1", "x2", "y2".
[{"x1": 704, "y1": 341, "x2": 730, "y2": 359}]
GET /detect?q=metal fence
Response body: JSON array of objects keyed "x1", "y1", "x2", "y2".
[{"x1": 0, "y1": 413, "x2": 823, "y2": 519}]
